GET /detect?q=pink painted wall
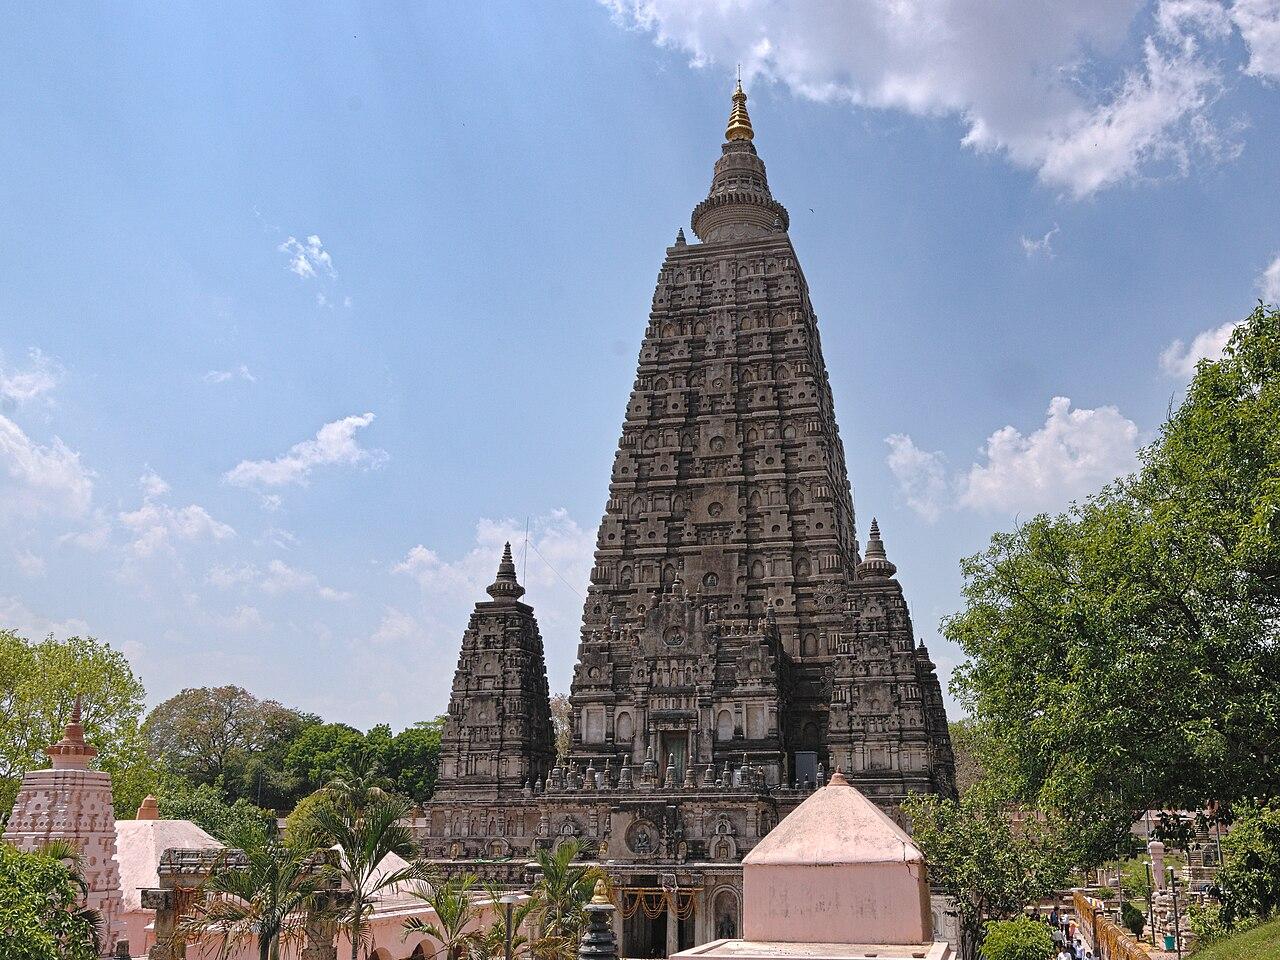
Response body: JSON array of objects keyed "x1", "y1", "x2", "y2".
[{"x1": 743, "y1": 860, "x2": 933, "y2": 945}]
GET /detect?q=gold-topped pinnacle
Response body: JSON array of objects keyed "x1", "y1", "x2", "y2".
[
  {"x1": 725, "y1": 78, "x2": 754, "y2": 142},
  {"x1": 592, "y1": 877, "x2": 611, "y2": 904}
]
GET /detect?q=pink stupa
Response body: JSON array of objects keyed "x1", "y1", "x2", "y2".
[{"x1": 4, "y1": 697, "x2": 125, "y2": 956}]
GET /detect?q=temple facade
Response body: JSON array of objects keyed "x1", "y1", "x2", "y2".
[{"x1": 422, "y1": 82, "x2": 955, "y2": 958}]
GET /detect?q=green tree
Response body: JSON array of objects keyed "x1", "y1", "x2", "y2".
[
  {"x1": 0, "y1": 631, "x2": 149, "y2": 817},
  {"x1": 142, "y1": 685, "x2": 317, "y2": 809},
  {"x1": 903, "y1": 793, "x2": 1070, "y2": 952},
  {"x1": 529, "y1": 840, "x2": 607, "y2": 960},
  {"x1": 947, "y1": 304, "x2": 1280, "y2": 858},
  {"x1": 384, "y1": 719, "x2": 445, "y2": 801},
  {"x1": 1214, "y1": 801, "x2": 1280, "y2": 929},
  {"x1": 979, "y1": 917, "x2": 1054, "y2": 960},
  {"x1": 403, "y1": 874, "x2": 483, "y2": 960},
  {"x1": 949, "y1": 718, "x2": 988, "y2": 797},
  {"x1": 320, "y1": 752, "x2": 394, "y2": 810},
  {"x1": 549, "y1": 695, "x2": 572, "y2": 764},
  {"x1": 478, "y1": 880, "x2": 537, "y2": 960},
  {"x1": 155, "y1": 777, "x2": 273, "y2": 846},
  {"x1": 309, "y1": 793, "x2": 421, "y2": 960},
  {"x1": 285, "y1": 723, "x2": 368, "y2": 791},
  {"x1": 180, "y1": 835, "x2": 331, "y2": 960},
  {"x1": 0, "y1": 842, "x2": 100, "y2": 960}
]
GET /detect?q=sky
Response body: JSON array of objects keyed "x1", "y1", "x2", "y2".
[{"x1": 1, "y1": 1, "x2": 1277, "y2": 732}]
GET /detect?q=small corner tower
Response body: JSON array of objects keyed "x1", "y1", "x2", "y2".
[
  {"x1": 434, "y1": 544, "x2": 557, "y2": 800},
  {"x1": 4, "y1": 698, "x2": 126, "y2": 956}
]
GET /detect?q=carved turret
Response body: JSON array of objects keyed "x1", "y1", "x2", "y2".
[{"x1": 435, "y1": 546, "x2": 555, "y2": 799}]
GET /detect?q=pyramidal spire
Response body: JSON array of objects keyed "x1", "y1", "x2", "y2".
[
  {"x1": 487, "y1": 541, "x2": 526, "y2": 601},
  {"x1": 47, "y1": 695, "x2": 98, "y2": 769},
  {"x1": 692, "y1": 77, "x2": 787, "y2": 242},
  {"x1": 857, "y1": 517, "x2": 898, "y2": 581},
  {"x1": 725, "y1": 77, "x2": 754, "y2": 142}
]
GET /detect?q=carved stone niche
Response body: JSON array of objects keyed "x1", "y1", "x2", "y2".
[{"x1": 640, "y1": 593, "x2": 711, "y2": 656}]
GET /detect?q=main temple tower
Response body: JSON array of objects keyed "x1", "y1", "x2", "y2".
[
  {"x1": 567, "y1": 82, "x2": 954, "y2": 801},
  {"x1": 423, "y1": 83, "x2": 954, "y2": 957}
]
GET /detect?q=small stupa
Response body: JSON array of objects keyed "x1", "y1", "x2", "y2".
[
  {"x1": 674, "y1": 770, "x2": 952, "y2": 960},
  {"x1": 3, "y1": 698, "x2": 125, "y2": 956}
]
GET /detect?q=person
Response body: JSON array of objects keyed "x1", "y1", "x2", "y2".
[
  {"x1": 1050, "y1": 907, "x2": 1060, "y2": 929},
  {"x1": 1056, "y1": 947, "x2": 1072, "y2": 960}
]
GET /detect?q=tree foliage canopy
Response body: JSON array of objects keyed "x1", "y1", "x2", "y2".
[
  {"x1": 0, "y1": 842, "x2": 100, "y2": 960},
  {"x1": 1214, "y1": 801, "x2": 1280, "y2": 929},
  {"x1": 979, "y1": 917, "x2": 1055, "y2": 960},
  {"x1": 0, "y1": 630, "x2": 148, "y2": 816},
  {"x1": 904, "y1": 793, "x2": 1070, "y2": 944},
  {"x1": 142, "y1": 685, "x2": 317, "y2": 809},
  {"x1": 947, "y1": 304, "x2": 1280, "y2": 856}
]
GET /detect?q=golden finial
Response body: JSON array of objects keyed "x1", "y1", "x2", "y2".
[
  {"x1": 725, "y1": 71, "x2": 754, "y2": 142},
  {"x1": 592, "y1": 878, "x2": 610, "y2": 904}
]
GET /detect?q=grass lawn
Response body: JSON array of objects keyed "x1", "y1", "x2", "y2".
[{"x1": 1190, "y1": 917, "x2": 1280, "y2": 959}]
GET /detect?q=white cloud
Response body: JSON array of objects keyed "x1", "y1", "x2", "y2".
[
  {"x1": 884, "y1": 434, "x2": 950, "y2": 522},
  {"x1": 1260, "y1": 254, "x2": 1280, "y2": 303},
  {"x1": 207, "y1": 558, "x2": 351, "y2": 601},
  {"x1": 368, "y1": 607, "x2": 422, "y2": 646},
  {"x1": 887, "y1": 398, "x2": 1141, "y2": 518},
  {"x1": 261, "y1": 559, "x2": 351, "y2": 601},
  {"x1": 395, "y1": 509, "x2": 595, "y2": 692},
  {"x1": 1021, "y1": 224, "x2": 1061, "y2": 259},
  {"x1": 0, "y1": 348, "x2": 62, "y2": 404},
  {"x1": 220, "y1": 604, "x2": 266, "y2": 633},
  {"x1": 0, "y1": 414, "x2": 94, "y2": 520},
  {"x1": 139, "y1": 470, "x2": 171, "y2": 498},
  {"x1": 602, "y1": 0, "x2": 1263, "y2": 197},
  {"x1": 1233, "y1": 0, "x2": 1280, "y2": 78},
  {"x1": 960, "y1": 397, "x2": 1141, "y2": 513},
  {"x1": 0, "y1": 595, "x2": 90, "y2": 640},
  {"x1": 118, "y1": 500, "x2": 235, "y2": 557},
  {"x1": 13, "y1": 549, "x2": 46, "y2": 577},
  {"x1": 207, "y1": 561, "x2": 258, "y2": 589},
  {"x1": 224, "y1": 413, "x2": 385, "y2": 489},
  {"x1": 204, "y1": 364, "x2": 257, "y2": 384},
  {"x1": 279, "y1": 235, "x2": 335, "y2": 279},
  {"x1": 1160, "y1": 319, "x2": 1242, "y2": 376}
]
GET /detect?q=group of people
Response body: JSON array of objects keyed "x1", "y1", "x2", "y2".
[{"x1": 1044, "y1": 908, "x2": 1094, "y2": 960}]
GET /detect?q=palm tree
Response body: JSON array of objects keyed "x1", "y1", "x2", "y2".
[
  {"x1": 309, "y1": 792, "x2": 423, "y2": 960},
  {"x1": 402, "y1": 873, "x2": 483, "y2": 960},
  {"x1": 528, "y1": 841, "x2": 607, "y2": 960},
  {"x1": 477, "y1": 880, "x2": 538, "y2": 960},
  {"x1": 180, "y1": 835, "x2": 331, "y2": 960},
  {"x1": 39, "y1": 839, "x2": 104, "y2": 956},
  {"x1": 322, "y1": 751, "x2": 394, "y2": 811}
]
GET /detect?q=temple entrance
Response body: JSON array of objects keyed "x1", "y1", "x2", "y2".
[
  {"x1": 625, "y1": 906, "x2": 666, "y2": 957},
  {"x1": 620, "y1": 884, "x2": 699, "y2": 957},
  {"x1": 660, "y1": 731, "x2": 688, "y2": 784},
  {"x1": 793, "y1": 750, "x2": 817, "y2": 788}
]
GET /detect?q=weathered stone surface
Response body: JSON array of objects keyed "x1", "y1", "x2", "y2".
[
  {"x1": 433, "y1": 543, "x2": 557, "y2": 800},
  {"x1": 425, "y1": 84, "x2": 955, "y2": 956}
]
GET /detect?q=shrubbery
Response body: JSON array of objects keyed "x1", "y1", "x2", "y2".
[{"x1": 980, "y1": 917, "x2": 1055, "y2": 960}]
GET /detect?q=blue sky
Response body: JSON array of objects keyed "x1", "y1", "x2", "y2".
[{"x1": 1, "y1": 2, "x2": 1277, "y2": 730}]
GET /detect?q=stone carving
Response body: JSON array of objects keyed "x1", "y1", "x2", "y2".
[
  {"x1": 422, "y1": 82, "x2": 955, "y2": 955},
  {"x1": 433, "y1": 544, "x2": 557, "y2": 800}
]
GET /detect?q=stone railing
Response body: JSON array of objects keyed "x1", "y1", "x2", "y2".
[{"x1": 1073, "y1": 891, "x2": 1150, "y2": 960}]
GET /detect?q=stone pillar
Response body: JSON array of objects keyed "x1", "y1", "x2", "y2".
[
  {"x1": 1149, "y1": 839, "x2": 1166, "y2": 890},
  {"x1": 141, "y1": 889, "x2": 181, "y2": 960},
  {"x1": 666, "y1": 899, "x2": 680, "y2": 957},
  {"x1": 580, "y1": 880, "x2": 619, "y2": 960}
]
